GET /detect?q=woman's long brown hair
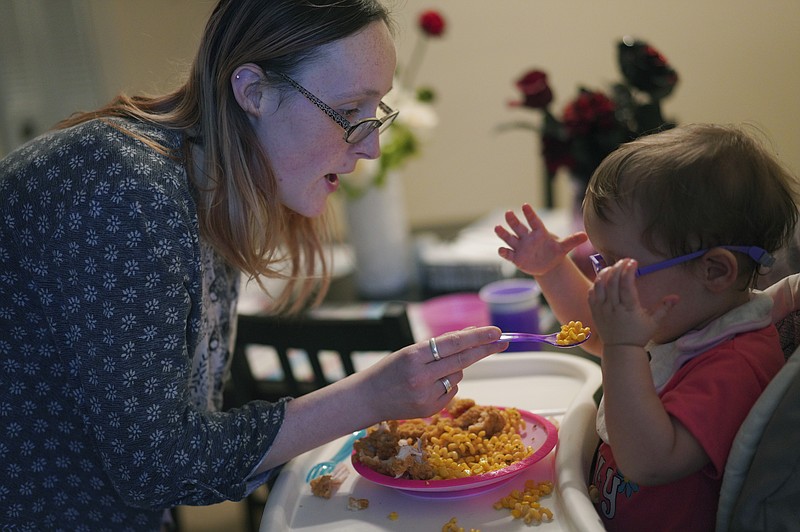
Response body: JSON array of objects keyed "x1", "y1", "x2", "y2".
[{"x1": 57, "y1": 0, "x2": 392, "y2": 313}]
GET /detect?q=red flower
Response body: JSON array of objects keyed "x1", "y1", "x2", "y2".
[
  {"x1": 618, "y1": 38, "x2": 678, "y2": 100},
  {"x1": 419, "y1": 10, "x2": 446, "y2": 37},
  {"x1": 562, "y1": 90, "x2": 617, "y2": 137},
  {"x1": 541, "y1": 134, "x2": 575, "y2": 175},
  {"x1": 501, "y1": 36, "x2": 679, "y2": 201},
  {"x1": 512, "y1": 70, "x2": 554, "y2": 110}
]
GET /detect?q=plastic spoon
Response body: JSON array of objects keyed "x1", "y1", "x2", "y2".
[{"x1": 497, "y1": 331, "x2": 591, "y2": 348}]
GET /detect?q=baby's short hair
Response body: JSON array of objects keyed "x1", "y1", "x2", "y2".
[{"x1": 585, "y1": 123, "x2": 799, "y2": 279}]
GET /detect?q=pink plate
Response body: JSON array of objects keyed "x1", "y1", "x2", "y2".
[{"x1": 351, "y1": 408, "x2": 558, "y2": 498}]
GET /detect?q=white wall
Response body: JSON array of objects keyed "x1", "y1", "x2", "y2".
[
  {"x1": 392, "y1": 0, "x2": 800, "y2": 226},
  {"x1": 66, "y1": 1, "x2": 800, "y2": 228}
]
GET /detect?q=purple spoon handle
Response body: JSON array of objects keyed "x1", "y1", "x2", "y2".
[{"x1": 497, "y1": 331, "x2": 590, "y2": 348}]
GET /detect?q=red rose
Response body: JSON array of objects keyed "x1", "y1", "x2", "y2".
[
  {"x1": 617, "y1": 38, "x2": 678, "y2": 100},
  {"x1": 541, "y1": 134, "x2": 575, "y2": 175},
  {"x1": 562, "y1": 90, "x2": 616, "y2": 137},
  {"x1": 512, "y1": 70, "x2": 553, "y2": 110},
  {"x1": 419, "y1": 10, "x2": 446, "y2": 37}
]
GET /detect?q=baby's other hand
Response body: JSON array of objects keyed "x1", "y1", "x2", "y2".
[
  {"x1": 495, "y1": 203, "x2": 588, "y2": 277},
  {"x1": 588, "y1": 259, "x2": 674, "y2": 348}
]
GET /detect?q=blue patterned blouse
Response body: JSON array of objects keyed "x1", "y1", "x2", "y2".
[{"x1": 0, "y1": 118, "x2": 286, "y2": 531}]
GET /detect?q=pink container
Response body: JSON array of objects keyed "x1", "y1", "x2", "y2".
[{"x1": 419, "y1": 293, "x2": 491, "y2": 337}]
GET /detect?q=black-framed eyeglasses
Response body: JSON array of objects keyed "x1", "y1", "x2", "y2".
[
  {"x1": 273, "y1": 71, "x2": 399, "y2": 144},
  {"x1": 589, "y1": 245, "x2": 775, "y2": 277}
]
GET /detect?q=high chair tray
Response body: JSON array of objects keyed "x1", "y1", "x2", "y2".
[{"x1": 260, "y1": 352, "x2": 605, "y2": 531}]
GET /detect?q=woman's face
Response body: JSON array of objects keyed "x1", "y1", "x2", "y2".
[{"x1": 255, "y1": 21, "x2": 396, "y2": 217}]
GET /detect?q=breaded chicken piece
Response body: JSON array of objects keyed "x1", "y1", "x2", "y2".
[
  {"x1": 454, "y1": 406, "x2": 506, "y2": 438},
  {"x1": 446, "y1": 397, "x2": 476, "y2": 418},
  {"x1": 310, "y1": 474, "x2": 340, "y2": 499}
]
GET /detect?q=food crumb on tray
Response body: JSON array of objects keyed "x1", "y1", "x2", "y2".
[
  {"x1": 347, "y1": 496, "x2": 369, "y2": 511},
  {"x1": 442, "y1": 516, "x2": 480, "y2": 532},
  {"x1": 309, "y1": 474, "x2": 341, "y2": 499}
]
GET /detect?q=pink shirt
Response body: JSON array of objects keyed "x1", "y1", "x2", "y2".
[{"x1": 592, "y1": 326, "x2": 784, "y2": 531}]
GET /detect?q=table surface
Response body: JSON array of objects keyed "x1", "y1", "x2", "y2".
[{"x1": 260, "y1": 352, "x2": 605, "y2": 532}]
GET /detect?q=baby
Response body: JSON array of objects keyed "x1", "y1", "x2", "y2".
[{"x1": 495, "y1": 123, "x2": 798, "y2": 531}]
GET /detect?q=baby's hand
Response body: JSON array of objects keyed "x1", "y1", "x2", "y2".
[
  {"x1": 587, "y1": 259, "x2": 675, "y2": 348},
  {"x1": 495, "y1": 203, "x2": 588, "y2": 277}
]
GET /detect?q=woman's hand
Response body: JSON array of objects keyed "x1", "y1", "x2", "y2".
[
  {"x1": 261, "y1": 326, "x2": 505, "y2": 470},
  {"x1": 495, "y1": 203, "x2": 588, "y2": 278},
  {"x1": 358, "y1": 326, "x2": 505, "y2": 422}
]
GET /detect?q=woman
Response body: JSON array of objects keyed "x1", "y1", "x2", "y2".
[{"x1": 0, "y1": 1, "x2": 504, "y2": 528}]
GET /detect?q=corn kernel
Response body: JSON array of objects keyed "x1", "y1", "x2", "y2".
[{"x1": 493, "y1": 480, "x2": 554, "y2": 524}]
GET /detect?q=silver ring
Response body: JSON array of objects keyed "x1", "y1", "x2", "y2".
[
  {"x1": 429, "y1": 337, "x2": 441, "y2": 361},
  {"x1": 440, "y1": 377, "x2": 452, "y2": 394}
]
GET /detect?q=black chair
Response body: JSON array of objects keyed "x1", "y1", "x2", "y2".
[
  {"x1": 224, "y1": 301, "x2": 416, "y2": 408},
  {"x1": 222, "y1": 301, "x2": 416, "y2": 532}
]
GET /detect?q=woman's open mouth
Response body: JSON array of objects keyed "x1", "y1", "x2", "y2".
[{"x1": 325, "y1": 173, "x2": 339, "y2": 191}]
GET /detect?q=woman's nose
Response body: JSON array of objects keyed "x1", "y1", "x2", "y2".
[{"x1": 354, "y1": 130, "x2": 382, "y2": 159}]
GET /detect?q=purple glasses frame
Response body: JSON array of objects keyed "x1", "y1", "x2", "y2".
[{"x1": 590, "y1": 245, "x2": 775, "y2": 277}]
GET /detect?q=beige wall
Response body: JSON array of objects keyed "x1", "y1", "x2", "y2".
[
  {"x1": 85, "y1": 0, "x2": 800, "y2": 229},
  {"x1": 86, "y1": 1, "x2": 214, "y2": 97}
]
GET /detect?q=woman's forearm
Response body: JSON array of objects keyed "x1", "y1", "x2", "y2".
[{"x1": 252, "y1": 326, "x2": 504, "y2": 473}]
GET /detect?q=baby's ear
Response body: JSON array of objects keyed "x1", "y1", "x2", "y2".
[{"x1": 700, "y1": 248, "x2": 740, "y2": 292}]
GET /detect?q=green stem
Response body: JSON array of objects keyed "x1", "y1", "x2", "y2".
[{"x1": 401, "y1": 36, "x2": 427, "y2": 89}]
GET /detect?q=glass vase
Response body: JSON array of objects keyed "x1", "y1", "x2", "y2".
[{"x1": 344, "y1": 170, "x2": 413, "y2": 298}]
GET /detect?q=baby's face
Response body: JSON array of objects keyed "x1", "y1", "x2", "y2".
[{"x1": 583, "y1": 203, "x2": 706, "y2": 344}]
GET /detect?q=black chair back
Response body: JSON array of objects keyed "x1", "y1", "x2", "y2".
[{"x1": 224, "y1": 302, "x2": 415, "y2": 407}]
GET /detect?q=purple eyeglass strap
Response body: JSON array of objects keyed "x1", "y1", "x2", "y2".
[
  {"x1": 732, "y1": 245, "x2": 776, "y2": 267},
  {"x1": 635, "y1": 249, "x2": 707, "y2": 276},
  {"x1": 635, "y1": 245, "x2": 775, "y2": 277}
]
